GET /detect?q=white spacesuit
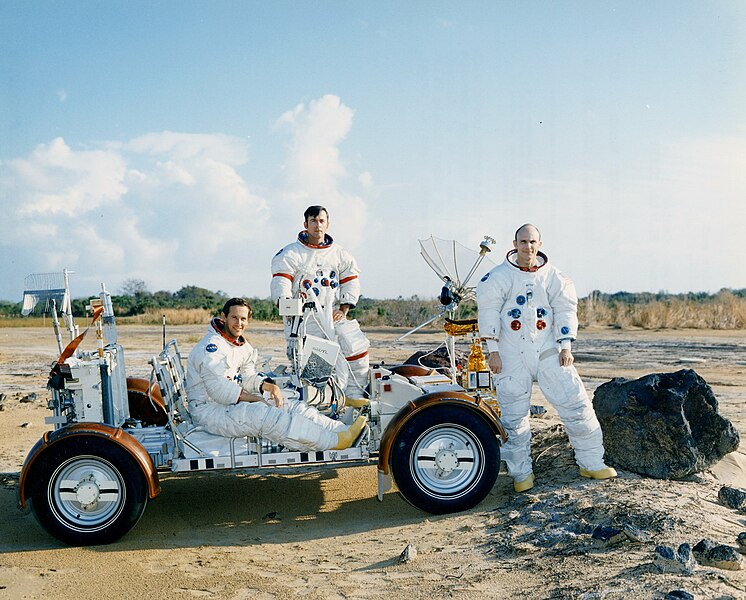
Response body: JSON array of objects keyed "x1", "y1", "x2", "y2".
[
  {"x1": 271, "y1": 232, "x2": 370, "y2": 396},
  {"x1": 476, "y1": 250, "x2": 610, "y2": 485},
  {"x1": 185, "y1": 318, "x2": 348, "y2": 451}
]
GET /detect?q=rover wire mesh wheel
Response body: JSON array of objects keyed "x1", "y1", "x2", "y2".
[
  {"x1": 29, "y1": 436, "x2": 148, "y2": 545},
  {"x1": 390, "y1": 404, "x2": 499, "y2": 514}
]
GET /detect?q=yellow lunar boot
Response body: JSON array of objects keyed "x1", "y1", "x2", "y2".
[
  {"x1": 513, "y1": 473, "x2": 535, "y2": 493},
  {"x1": 579, "y1": 466, "x2": 618, "y2": 480},
  {"x1": 333, "y1": 415, "x2": 368, "y2": 450}
]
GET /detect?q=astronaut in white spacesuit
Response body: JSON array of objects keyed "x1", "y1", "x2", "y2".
[
  {"x1": 476, "y1": 224, "x2": 616, "y2": 492},
  {"x1": 271, "y1": 205, "x2": 370, "y2": 398},
  {"x1": 186, "y1": 298, "x2": 366, "y2": 451}
]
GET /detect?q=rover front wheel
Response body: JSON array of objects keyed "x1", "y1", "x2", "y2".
[
  {"x1": 390, "y1": 405, "x2": 499, "y2": 514},
  {"x1": 29, "y1": 437, "x2": 147, "y2": 545}
]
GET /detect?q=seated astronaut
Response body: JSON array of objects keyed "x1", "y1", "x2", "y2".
[{"x1": 185, "y1": 298, "x2": 366, "y2": 451}]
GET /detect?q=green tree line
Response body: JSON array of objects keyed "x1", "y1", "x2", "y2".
[{"x1": 3, "y1": 278, "x2": 746, "y2": 329}]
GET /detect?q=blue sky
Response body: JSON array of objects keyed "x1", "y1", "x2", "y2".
[{"x1": 1, "y1": 1, "x2": 745, "y2": 302}]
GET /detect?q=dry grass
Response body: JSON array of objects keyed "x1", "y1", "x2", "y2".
[
  {"x1": 579, "y1": 290, "x2": 746, "y2": 329},
  {"x1": 0, "y1": 308, "x2": 213, "y2": 328},
  {"x1": 0, "y1": 317, "x2": 50, "y2": 327},
  {"x1": 4, "y1": 293, "x2": 746, "y2": 330},
  {"x1": 117, "y1": 308, "x2": 214, "y2": 326}
]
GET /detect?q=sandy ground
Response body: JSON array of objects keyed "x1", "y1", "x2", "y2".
[{"x1": 1, "y1": 323, "x2": 745, "y2": 599}]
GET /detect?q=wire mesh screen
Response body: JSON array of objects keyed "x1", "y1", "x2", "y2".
[
  {"x1": 22, "y1": 272, "x2": 68, "y2": 316},
  {"x1": 418, "y1": 236, "x2": 496, "y2": 290}
]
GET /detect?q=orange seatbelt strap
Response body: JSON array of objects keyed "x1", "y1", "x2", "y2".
[{"x1": 56, "y1": 305, "x2": 105, "y2": 366}]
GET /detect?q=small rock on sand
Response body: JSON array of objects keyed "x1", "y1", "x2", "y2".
[
  {"x1": 718, "y1": 486, "x2": 746, "y2": 511},
  {"x1": 654, "y1": 544, "x2": 695, "y2": 575},
  {"x1": 665, "y1": 591, "x2": 694, "y2": 600},
  {"x1": 737, "y1": 532, "x2": 746, "y2": 553},
  {"x1": 20, "y1": 393, "x2": 38, "y2": 403},
  {"x1": 591, "y1": 526, "x2": 626, "y2": 548},
  {"x1": 398, "y1": 544, "x2": 417, "y2": 564},
  {"x1": 698, "y1": 544, "x2": 744, "y2": 570}
]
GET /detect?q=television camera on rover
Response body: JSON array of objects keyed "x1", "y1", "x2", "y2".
[{"x1": 17, "y1": 240, "x2": 506, "y2": 546}]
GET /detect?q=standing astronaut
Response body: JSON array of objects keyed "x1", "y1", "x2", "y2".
[
  {"x1": 476, "y1": 224, "x2": 616, "y2": 492},
  {"x1": 271, "y1": 205, "x2": 370, "y2": 398},
  {"x1": 186, "y1": 298, "x2": 366, "y2": 451}
]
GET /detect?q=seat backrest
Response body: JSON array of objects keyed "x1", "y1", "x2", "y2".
[{"x1": 150, "y1": 339, "x2": 192, "y2": 425}]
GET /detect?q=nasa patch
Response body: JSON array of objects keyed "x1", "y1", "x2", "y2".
[
  {"x1": 206, "y1": 343, "x2": 218, "y2": 353},
  {"x1": 560, "y1": 326, "x2": 570, "y2": 335},
  {"x1": 480, "y1": 272, "x2": 490, "y2": 282}
]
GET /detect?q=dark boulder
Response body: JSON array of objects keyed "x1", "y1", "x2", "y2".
[{"x1": 592, "y1": 369, "x2": 740, "y2": 479}]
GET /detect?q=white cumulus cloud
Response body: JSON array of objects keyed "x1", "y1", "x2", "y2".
[
  {"x1": 0, "y1": 132, "x2": 268, "y2": 296},
  {"x1": 9, "y1": 137, "x2": 128, "y2": 217},
  {"x1": 0, "y1": 95, "x2": 374, "y2": 300},
  {"x1": 273, "y1": 94, "x2": 367, "y2": 249}
]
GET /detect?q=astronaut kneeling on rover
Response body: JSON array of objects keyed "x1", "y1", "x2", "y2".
[{"x1": 185, "y1": 298, "x2": 367, "y2": 451}]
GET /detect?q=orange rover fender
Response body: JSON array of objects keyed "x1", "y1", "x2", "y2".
[
  {"x1": 377, "y1": 391, "x2": 507, "y2": 478},
  {"x1": 18, "y1": 423, "x2": 161, "y2": 510}
]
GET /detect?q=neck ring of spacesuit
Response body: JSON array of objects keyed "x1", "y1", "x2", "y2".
[
  {"x1": 506, "y1": 249, "x2": 549, "y2": 273},
  {"x1": 298, "y1": 231, "x2": 334, "y2": 249},
  {"x1": 210, "y1": 317, "x2": 246, "y2": 346}
]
